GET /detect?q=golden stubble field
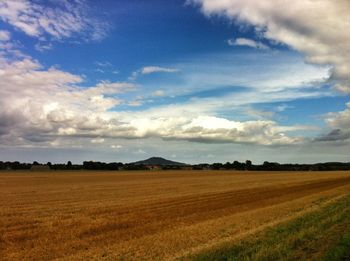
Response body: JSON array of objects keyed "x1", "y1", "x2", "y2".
[{"x1": 1, "y1": 170, "x2": 350, "y2": 260}]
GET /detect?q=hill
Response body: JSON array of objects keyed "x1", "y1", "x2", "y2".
[{"x1": 132, "y1": 157, "x2": 187, "y2": 166}]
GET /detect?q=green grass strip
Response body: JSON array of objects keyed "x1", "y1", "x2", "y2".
[
  {"x1": 322, "y1": 232, "x2": 350, "y2": 260},
  {"x1": 185, "y1": 195, "x2": 350, "y2": 261}
]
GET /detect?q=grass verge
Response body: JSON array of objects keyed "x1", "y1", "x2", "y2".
[
  {"x1": 322, "y1": 232, "x2": 350, "y2": 260},
  {"x1": 185, "y1": 195, "x2": 350, "y2": 261}
]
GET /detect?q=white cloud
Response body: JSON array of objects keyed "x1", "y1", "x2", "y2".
[
  {"x1": 228, "y1": 37, "x2": 268, "y2": 49},
  {"x1": 0, "y1": 56, "x2": 138, "y2": 145},
  {"x1": 141, "y1": 66, "x2": 179, "y2": 74},
  {"x1": 0, "y1": 30, "x2": 10, "y2": 41},
  {"x1": 90, "y1": 81, "x2": 136, "y2": 95},
  {"x1": 128, "y1": 115, "x2": 305, "y2": 145},
  {"x1": 34, "y1": 42, "x2": 53, "y2": 52},
  {"x1": 130, "y1": 66, "x2": 179, "y2": 80},
  {"x1": 189, "y1": 0, "x2": 350, "y2": 93},
  {"x1": 0, "y1": 0, "x2": 108, "y2": 41}
]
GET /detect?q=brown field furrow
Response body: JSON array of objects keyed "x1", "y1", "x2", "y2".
[
  {"x1": 73, "y1": 176, "x2": 350, "y2": 241},
  {"x1": 1, "y1": 171, "x2": 350, "y2": 260},
  {"x1": 90, "y1": 176, "x2": 350, "y2": 217}
]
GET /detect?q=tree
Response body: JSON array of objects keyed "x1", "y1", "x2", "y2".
[
  {"x1": 67, "y1": 161, "x2": 72, "y2": 169},
  {"x1": 232, "y1": 161, "x2": 242, "y2": 170},
  {"x1": 245, "y1": 160, "x2": 252, "y2": 170},
  {"x1": 212, "y1": 163, "x2": 223, "y2": 170}
]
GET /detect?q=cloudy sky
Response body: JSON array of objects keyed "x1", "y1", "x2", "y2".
[{"x1": 0, "y1": 0, "x2": 349, "y2": 164}]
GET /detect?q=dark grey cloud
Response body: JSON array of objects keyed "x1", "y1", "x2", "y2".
[{"x1": 315, "y1": 129, "x2": 350, "y2": 142}]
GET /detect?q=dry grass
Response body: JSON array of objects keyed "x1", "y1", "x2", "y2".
[{"x1": 1, "y1": 170, "x2": 350, "y2": 260}]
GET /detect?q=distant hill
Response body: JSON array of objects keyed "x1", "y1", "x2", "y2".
[{"x1": 132, "y1": 157, "x2": 187, "y2": 166}]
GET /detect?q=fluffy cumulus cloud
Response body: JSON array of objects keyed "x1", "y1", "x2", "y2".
[
  {"x1": 133, "y1": 116, "x2": 303, "y2": 145},
  {"x1": 0, "y1": 56, "x2": 136, "y2": 145},
  {"x1": 189, "y1": 0, "x2": 350, "y2": 93},
  {"x1": 228, "y1": 37, "x2": 268, "y2": 49},
  {"x1": 0, "y1": 0, "x2": 108, "y2": 41},
  {"x1": 0, "y1": 53, "x2": 306, "y2": 147}
]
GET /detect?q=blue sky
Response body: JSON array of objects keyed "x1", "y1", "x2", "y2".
[{"x1": 0, "y1": 0, "x2": 349, "y2": 164}]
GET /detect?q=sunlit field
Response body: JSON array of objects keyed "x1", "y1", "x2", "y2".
[{"x1": 1, "y1": 170, "x2": 350, "y2": 260}]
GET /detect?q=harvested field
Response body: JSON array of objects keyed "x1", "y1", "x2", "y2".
[{"x1": 1, "y1": 170, "x2": 350, "y2": 260}]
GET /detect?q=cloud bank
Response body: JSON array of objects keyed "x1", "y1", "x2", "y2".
[{"x1": 0, "y1": 55, "x2": 305, "y2": 147}]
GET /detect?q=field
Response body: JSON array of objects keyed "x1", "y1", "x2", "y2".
[{"x1": 1, "y1": 170, "x2": 350, "y2": 260}]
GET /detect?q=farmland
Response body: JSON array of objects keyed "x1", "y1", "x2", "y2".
[{"x1": 1, "y1": 170, "x2": 350, "y2": 260}]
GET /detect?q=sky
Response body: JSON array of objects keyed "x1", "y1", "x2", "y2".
[{"x1": 0, "y1": 0, "x2": 349, "y2": 164}]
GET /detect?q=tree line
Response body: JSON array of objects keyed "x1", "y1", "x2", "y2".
[
  {"x1": 191, "y1": 161, "x2": 350, "y2": 171},
  {"x1": 1, "y1": 160, "x2": 350, "y2": 171}
]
